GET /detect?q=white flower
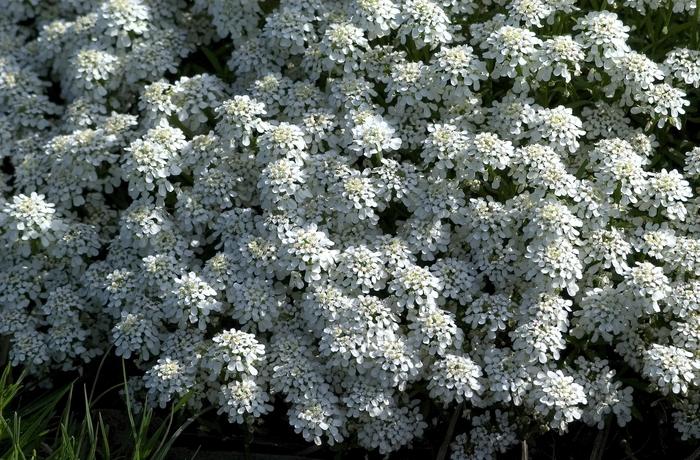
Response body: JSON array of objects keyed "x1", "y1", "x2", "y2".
[
  {"x1": 1, "y1": 193, "x2": 66, "y2": 250},
  {"x1": 194, "y1": 0, "x2": 263, "y2": 40},
  {"x1": 487, "y1": 93, "x2": 538, "y2": 140},
  {"x1": 428, "y1": 354, "x2": 483, "y2": 404},
  {"x1": 664, "y1": 48, "x2": 700, "y2": 88},
  {"x1": 258, "y1": 158, "x2": 312, "y2": 211},
  {"x1": 289, "y1": 398, "x2": 346, "y2": 446},
  {"x1": 356, "y1": 403, "x2": 426, "y2": 454},
  {"x1": 112, "y1": 311, "x2": 161, "y2": 361},
  {"x1": 483, "y1": 25, "x2": 542, "y2": 80},
  {"x1": 642, "y1": 344, "x2": 700, "y2": 395},
  {"x1": 458, "y1": 132, "x2": 515, "y2": 181},
  {"x1": 408, "y1": 305, "x2": 464, "y2": 356},
  {"x1": 523, "y1": 197, "x2": 582, "y2": 241},
  {"x1": 506, "y1": 0, "x2": 553, "y2": 28},
  {"x1": 421, "y1": 123, "x2": 469, "y2": 174},
  {"x1": 9, "y1": 327, "x2": 50, "y2": 372},
  {"x1": 257, "y1": 122, "x2": 308, "y2": 164},
  {"x1": 320, "y1": 21, "x2": 368, "y2": 72},
  {"x1": 581, "y1": 101, "x2": 631, "y2": 139},
  {"x1": 622, "y1": 262, "x2": 670, "y2": 314},
  {"x1": 122, "y1": 125, "x2": 185, "y2": 199},
  {"x1": 281, "y1": 224, "x2": 338, "y2": 283},
  {"x1": 370, "y1": 334, "x2": 423, "y2": 390},
  {"x1": 588, "y1": 138, "x2": 648, "y2": 206},
  {"x1": 6, "y1": 0, "x2": 700, "y2": 449},
  {"x1": 631, "y1": 83, "x2": 689, "y2": 129},
  {"x1": 635, "y1": 225, "x2": 676, "y2": 262},
  {"x1": 531, "y1": 370, "x2": 587, "y2": 432},
  {"x1": 144, "y1": 357, "x2": 195, "y2": 408},
  {"x1": 228, "y1": 276, "x2": 285, "y2": 332},
  {"x1": 389, "y1": 264, "x2": 442, "y2": 308},
  {"x1": 665, "y1": 281, "x2": 700, "y2": 318},
  {"x1": 604, "y1": 51, "x2": 664, "y2": 105},
  {"x1": 215, "y1": 95, "x2": 266, "y2": 147},
  {"x1": 531, "y1": 106, "x2": 586, "y2": 154},
  {"x1": 463, "y1": 294, "x2": 515, "y2": 340},
  {"x1": 574, "y1": 11, "x2": 630, "y2": 66},
  {"x1": 96, "y1": 0, "x2": 151, "y2": 46},
  {"x1": 673, "y1": 397, "x2": 700, "y2": 441},
  {"x1": 334, "y1": 245, "x2": 388, "y2": 293},
  {"x1": 342, "y1": 382, "x2": 395, "y2": 418},
  {"x1": 386, "y1": 61, "x2": 439, "y2": 110},
  {"x1": 203, "y1": 328, "x2": 266, "y2": 380},
  {"x1": 65, "y1": 46, "x2": 121, "y2": 100},
  {"x1": 398, "y1": 0, "x2": 453, "y2": 50},
  {"x1": 329, "y1": 76, "x2": 378, "y2": 109},
  {"x1": 349, "y1": 115, "x2": 402, "y2": 158},
  {"x1": 535, "y1": 36, "x2": 585, "y2": 82},
  {"x1": 172, "y1": 74, "x2": 226, "y2": 130},
  {"x1": 261, "y1": 8, "x2": 315, "y2": 55},
  {"x1": 524, "y1": 237, "x2": 583, "y2": 295},
  {"x1": 167, "y1": 272, "x2": 222, "y2": 329},
  {"x1": 572, "y1": 286, "x2": 636, "y2": 342},
  {"x1": 637, "y1": 169, "x2": 692, "y2": 219},
  {"x1": 218, "y1": 377, "x2": 273, "y2": 424},
  {"x1": 572, "y1": 357, "x2": 634, "y2": 428},
  {"x1": 350, "y1": 0, "x2": 401, "y2": 39},
  {"x1": 431, "y1": 45, "x2": 488, "y2": 94},
  {"x1": 581, "y1": 228, "x2": 632, "y2": 275},
  {"x1": 333, "y1": 173, "x2": 380, "y2": 224},
  {"x1": 450, "y1": 411, "x2": 518, "y2": 460},
  {"x1": 511, "y1": 318, "x2": 567, "y2": 364},
  {"x1": 430, "y1": 258, "x2": 475, "y2": 304},
  {"x1": 684, "y1": 147, "x2": 700, "y2": 177}
]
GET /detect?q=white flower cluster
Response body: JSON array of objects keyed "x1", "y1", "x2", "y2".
[{"x1": 1, "y1": 0, "x2": 700, "y2": 456}]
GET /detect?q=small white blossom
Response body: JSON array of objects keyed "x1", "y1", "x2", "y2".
[
  {"x1": 531, "y1": 370, "x2": 588, "y2": 432},
  {"x1": 642, "y1": 344, "x2": 700, "y2": 395}
]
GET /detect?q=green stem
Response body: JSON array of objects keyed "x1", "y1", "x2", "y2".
[
  {"x1": 168, "y1": 116, "x2": 194, "y2": 139},
  {"x1": 696, "y1": 0, "x2": 700, "y2": 48}
]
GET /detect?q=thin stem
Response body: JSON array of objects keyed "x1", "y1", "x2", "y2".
[
  {"x1": 696, "y1": 0, "x2": 700, "y2": 48},
  {"x1": 437, "y1": 402, "x2": 463, "y2": 460}
]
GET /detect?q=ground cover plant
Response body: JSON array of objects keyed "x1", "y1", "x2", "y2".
[{"x1": 1, "y1": 0, "x2": 700, "y2": 458}]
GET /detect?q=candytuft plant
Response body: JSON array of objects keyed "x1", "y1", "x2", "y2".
[{"x1": 1, "y1": 0, "x2": 699, "y2": 457}]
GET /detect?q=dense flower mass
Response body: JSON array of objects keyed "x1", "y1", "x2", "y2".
[{"x1": 1, "y1": 0, "x2": 699, "y2": 457}]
